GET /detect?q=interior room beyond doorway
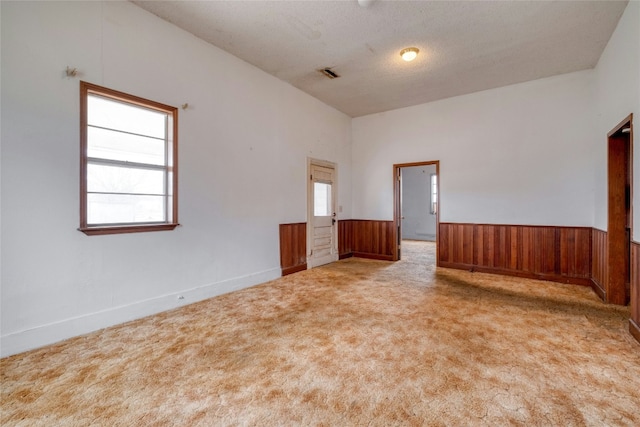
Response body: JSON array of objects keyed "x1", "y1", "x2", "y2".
[
  {"x1": 401, "y1": 164, "x2": 437, "y2": 242},
  {"x1": 394, "y1": 160, "x2": 440, "y2": 262}
]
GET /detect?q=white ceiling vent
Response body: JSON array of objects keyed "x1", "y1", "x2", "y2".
[{"x1": 319, "y1": 68, "x2": 340, "y2": 79}]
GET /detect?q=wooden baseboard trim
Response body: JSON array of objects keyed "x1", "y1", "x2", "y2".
[
  {"x1": 282, "y1": 264, "x2": 307, "y2": 276},
  {"x1": 353, "y1": 252, "x2": 394, "y2": 261},
  {"x1": 631, "y1": 241, "x2": 639, "y2": 338},
  {"x1": 339, "y1": 253, "x2": 353, "y2": 260},
  {"x1": 589, "y1": 279, "x2": 606, "y2": 301},
  {"x1": 439, "y1": 262, "x2": 593, "y2": 287},
  {"x1": 629, "y1": 319, "x2": 640, "y2": 344}
]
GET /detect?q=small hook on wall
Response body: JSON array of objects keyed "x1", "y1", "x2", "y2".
[
  {"x1": 65, "y1": 67, "x2": 78, "y2": 78},
  {"x1": 181, "y1": 103, "x2": 189, "y2": 110}
]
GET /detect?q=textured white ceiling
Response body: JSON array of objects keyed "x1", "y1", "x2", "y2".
[{"x1": 132, "y1": 0, "x2": 628, "y2": 117}]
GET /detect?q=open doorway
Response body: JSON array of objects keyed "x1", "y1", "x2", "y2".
[
  {"x1": 401, "y1": 165, "x2": 438, "y2": 242},
  {"x1": 393, "y1": 161, "x2": 440, "y2": 262},
  {"x1": 607, "y1": 114, "x2": 633, "y2": 305}
]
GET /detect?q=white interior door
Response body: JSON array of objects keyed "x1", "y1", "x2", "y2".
[{"x1": 308, "y1": 163, "x2": 338, "y2": 268}]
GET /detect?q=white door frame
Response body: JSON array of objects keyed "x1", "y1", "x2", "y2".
[{"x1": 307, "y1": 158, "x2": 339, "y2": 268}]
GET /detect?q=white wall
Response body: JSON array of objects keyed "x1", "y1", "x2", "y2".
[
  {"x1": 592, "y1": 1, "x2": 640, "y2": 241},
  {"x1": 352, "y1": 70, "x2": 597, "y2": 226},
  {"x1": 0, "y1": 1, "x2": 352, "y2": 357},
  {"x1": 401, "y1": 165, "x2": 437, "y2": 240}
]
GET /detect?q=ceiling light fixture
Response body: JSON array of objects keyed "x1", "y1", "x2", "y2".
[{"x1": 400, "y1": 47, "x2": 419, "y2": 62}]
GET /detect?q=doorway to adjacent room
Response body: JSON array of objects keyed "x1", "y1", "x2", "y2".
[
  {"x1": 393, "y1": 161, "x2": 440, "y2": 262},
  {"x1": 607, "y1": 114, "x2": 633, "y2": 305}
]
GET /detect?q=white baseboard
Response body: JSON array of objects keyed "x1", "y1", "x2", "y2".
[{"x1": 0, "y1": 267, "x2": 280, "y2": 358}]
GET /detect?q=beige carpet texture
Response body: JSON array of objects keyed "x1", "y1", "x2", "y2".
[{"x1": 1, "y1": 241, "x2": 639, "y2": 426}]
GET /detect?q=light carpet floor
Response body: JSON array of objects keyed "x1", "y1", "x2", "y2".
[{"x1": 1, "y1": 241, "x2": 639, "y2": 426}]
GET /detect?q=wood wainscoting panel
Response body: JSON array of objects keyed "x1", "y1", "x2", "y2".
[
  {"x1": 560, "y1": 227, "x2": 592, "y2": 278},
  {"x1": 279, "y1": 223, "x2": 307, "y2": 276},
  {"x1": 351, "y1": 220, "x2": 394, "y2": 261},
  {"x1": 591, "y1": 229, "x2": 607, "y2": 300},
  {"x1": 281, "y1": 220, "x2": 393, "y2": 273},
  {"x1": 439, "y1": 223, "x2": 592, "y2": 286},
  {"x1": 631, "y1": 242, "x2": 640, "y2": 343},
  {"x1": 338, "y1": 220, "x2": 354, "y2": 259}
]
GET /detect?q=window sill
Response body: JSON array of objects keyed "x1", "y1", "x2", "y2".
[{"x1": 79, "y1": 223, "x2": 180, "y2": 236}]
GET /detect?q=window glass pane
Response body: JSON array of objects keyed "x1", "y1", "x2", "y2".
[
  {"x1": 87, "y1": 193, "x2": 165, "y2": 225},
  {"x1": 88, "y1": 126, "x2": 166, "y2": 165},
  {"x1": 88, "y1": 163, "x2": 165, "y2": 195},
  {"x1": 88, "y1": 94, "x2": 166, "y2": 139},
  {"x1": 314, "y1": 182, "x2": 331, "y2": 216}
]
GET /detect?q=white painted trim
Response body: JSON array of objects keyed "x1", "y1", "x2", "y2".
[{"x1": 0, "y1": 267, "x2": 280, "y2": 358}]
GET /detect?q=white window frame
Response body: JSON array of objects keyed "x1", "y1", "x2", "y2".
[{"x1": 430, "y1": 173, "x2": 438, "y2": 215}]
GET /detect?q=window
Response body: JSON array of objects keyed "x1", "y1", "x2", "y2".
[
  {"x1": 79, "y1": 82, "x2": 178, "y2": 235},
  {"x1": 313, "y1": 182, "x2": 332, "y2": 216},
  {"x1": 430, "y1": 173, "x2": 437, "y2": 215}
]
